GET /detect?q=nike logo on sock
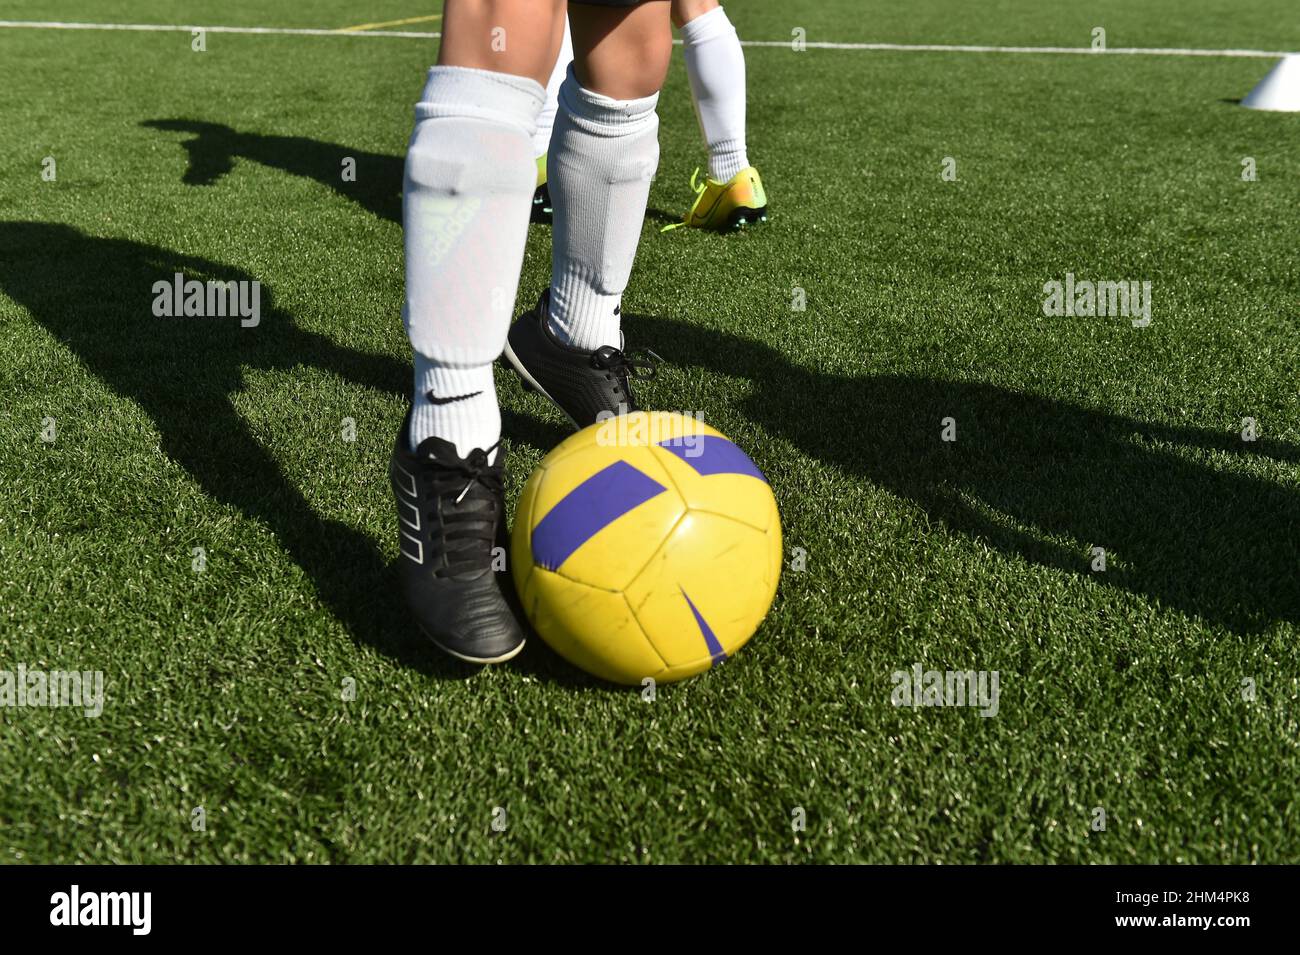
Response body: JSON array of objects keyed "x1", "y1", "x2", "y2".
[{"x1": 426, "y1": 390, "x2": 483, "y2": 405}]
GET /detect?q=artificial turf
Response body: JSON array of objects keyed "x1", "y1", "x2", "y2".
[{"x1": 0, "y1": 0, "x2": 1297, "y2": 863}]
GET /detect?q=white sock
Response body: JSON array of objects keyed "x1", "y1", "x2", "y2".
[
  {"x1": 402, "y1": 66, "x2": 543, "y2": 457},
  {"x1": 411, "y1": 359, "x2": 499, "y2": 459},
  {"x1": 533, "y1": 18, "x2": 573, "y2": 160},
  {"x1": 548, "y1": 67, "x2": 659, "y2": 351},
  {"x1": 681, "y1": 5, "x2": 749, "y2": 183}
]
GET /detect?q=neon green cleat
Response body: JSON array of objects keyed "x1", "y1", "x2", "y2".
[{"x1": 662, "y1": 166, "x2": 768, "y2": 233}]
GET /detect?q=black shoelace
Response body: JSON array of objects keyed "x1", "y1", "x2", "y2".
[
  {"x1": 592, "y1": 345, "x2": 662, "y2": 392},
  {"x1": 426, "y1": 443, "x2": 503, "y2": 578}
]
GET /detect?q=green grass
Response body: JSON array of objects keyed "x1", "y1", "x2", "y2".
[{"x1": 1, "y1": 0, "x2": 1298, "y2": 863}]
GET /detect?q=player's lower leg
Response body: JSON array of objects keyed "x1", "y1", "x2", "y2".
[
  {"x1": 531, "y1": 17, "x2": 572, "y2": 224},
  {"x1": 395, "y1": 0, "x2": 565, "y2": 663},
  {"x1": 666, "y1": 0, "x2": 767, "y2": 231},
  {"x1": 505, "y1": 0, "x2": 671, "y2": 428}
]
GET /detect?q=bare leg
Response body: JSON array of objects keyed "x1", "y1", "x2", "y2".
[
  {"x1": 569, "y1": 1, "x2": 673, "y2": 100},
  {"x1": 437, "y1": 0, "x2": 568, "y2": 86},
  {"x1": 671, "y1": 0, "x2": 719, "y2": 29},
  {"x1": 543, "y1": 1, "x2": 671, "y2": 352}
]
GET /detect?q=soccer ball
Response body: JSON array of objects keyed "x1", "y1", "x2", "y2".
[{"x1": 511, "y1": 411, "x2": 781, "y2": 684}]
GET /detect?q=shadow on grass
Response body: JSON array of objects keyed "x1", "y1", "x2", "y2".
[
  {"x1": 7, "y1": 217, "x2": 1293, "y2": 695},
  {"x1": 643, "y1": 206, "x2": 682, "y2": 227},
  {"x1": 625, "y1": 312, "x2": 1300, "y2": 635},
  {"x1": 142, "y1": 119, "x2": 404, "y2": 224},
  {"x1": 0, "y1": 220, "x2": 569, "y2": 680},
  {"x1": 29, "y1": 118, "x2": 1300, "y2": 667},
  {"x1": 141, "y1": 119, "x2": 680, "y2": 233}
]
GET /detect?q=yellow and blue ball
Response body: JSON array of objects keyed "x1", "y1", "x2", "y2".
[{"x1": 511, "y1": 411, "x2": 781, "y2": 684}]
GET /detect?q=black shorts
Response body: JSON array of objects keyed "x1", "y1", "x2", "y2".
[{"x1": 570, "y1": 1, "x2": 652, "y2": 6}]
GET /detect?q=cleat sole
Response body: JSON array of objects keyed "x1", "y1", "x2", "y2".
[
  {"x1": 421, "y1": 627, "x2": 527, "y2": 665},
  {"x1": 722, "y1": 205, "x2": 768, "y2": 232}
]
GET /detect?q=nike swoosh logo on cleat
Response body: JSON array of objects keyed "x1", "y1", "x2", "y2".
[{"x1": 426, "y1": 390, "x2": 482, "y2": 405}]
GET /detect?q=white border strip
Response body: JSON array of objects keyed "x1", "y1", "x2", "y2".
[{"x1": 0, "y1": 20, "x2": 1291, "y2": 58}]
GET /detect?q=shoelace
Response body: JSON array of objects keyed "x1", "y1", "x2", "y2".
[
  {"x1": 426, "y1": 443, "x2": 503, "y2": 577},
  {"x1": 592, "y1": 345, "x2": 662, "y2": 389},
  {"x1": 660, "y1": 167, "x2": 710, "y2": 233},
  {"x1": 452, "y1": 442, "x2": 502, "y2": 504}
]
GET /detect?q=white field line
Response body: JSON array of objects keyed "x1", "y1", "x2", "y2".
[
  {"x1": 0, "y1": 20, "x2": 440, "y2": 39},
  {"x1": 0, "y1": 20, "x2": 1292, "y2": 58},
  {"x1": 742, "y1": 40, "x2": 1293, "y2": 58}
]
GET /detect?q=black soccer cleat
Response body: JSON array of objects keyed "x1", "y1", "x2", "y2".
[
  {"x1": 389, "y1": 409, "x2": 525, "y2": 664},
  {"x1": 503, "y1": 289, "x2": 660, "y2": 430}
]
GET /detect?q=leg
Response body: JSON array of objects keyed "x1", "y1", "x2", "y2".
[
  {"x1": 396, "y1": 0, "x2": 565, "y2": 664},
  {"x1": 533, "y1": 16, "x2": 573, "y2": 163},
  {"x1": 405, "y1": 0, "x2": 566, "y2": 457},
  {"x1": 436, "y1": 0, "x2": 567, "y2": 87},
  {"x1": 546, "y1": 1, "x2": 671, "y2": 352},
  {"x1": 674, "y1": 0, "x2": 750, "y2": 183},
  {"x1": 569, "y1": 0, "x2": 674, "y2": 101},
  {"x1": 670, "y1": 0, "x2": 717, "y2": 29},
  {"x1": 529, "y1": 15, "x2": 574, "y2": 223},
  {"x1": 500, "y1": 1, "x2": 672, "y2": 427}
]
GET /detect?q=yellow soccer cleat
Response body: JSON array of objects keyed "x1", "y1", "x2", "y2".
[{"x1": 662, "y1": 166, "x2": 768, "y2": 233}]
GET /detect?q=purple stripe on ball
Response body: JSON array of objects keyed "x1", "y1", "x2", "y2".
[
  {"x1": 657, "y1": 435, "x2": 767, "y2": 482},
  {"x1": 681, "y1": 587, "x2": 727, "y2": 664},
  {"x1": 531, "y1": 460, "x2": 667, "y2": 571}
]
